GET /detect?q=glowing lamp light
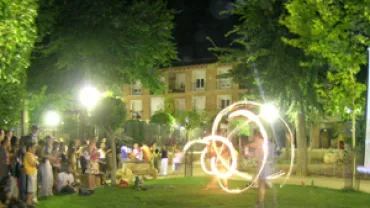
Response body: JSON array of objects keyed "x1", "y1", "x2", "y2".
[
  {"x1": 45, "y1": 111, "x2": 60, "y2": 126},
  {"x1": 260, "y1": 103, "x2": 279, "y2": 123},
  {"x1": 79, "y1": 86, "x2": 100, "y2": 110}
]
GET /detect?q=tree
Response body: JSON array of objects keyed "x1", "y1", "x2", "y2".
[
  {"x1": 150, "y1": 112, "x2": 175, "y2": 126},
  {"x1": 28, "y1": 0, "x2": 177, "y2": 95},
  {"x1": 90, "y1": 97, "x2": 126, "y2": 185},
  {"x1": 0, "y1": 0, "x2": 39, "y2": 128},
  {"x1": 282, "y1": 0, "x2": 369, "y2": 189},
  {"x1": 0, "y1": 0, "x2": 38, "y2": 82},
  {"x1": 211, "y1": 0, "x2": 324, "y2": 176},
  {"x1": 0, "y1": 74, "x2": 26, "y2": 128}
]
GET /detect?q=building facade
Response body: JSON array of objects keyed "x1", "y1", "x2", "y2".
[{"x1": 122, "y1": 63, "x2": 247, "y2": 121}]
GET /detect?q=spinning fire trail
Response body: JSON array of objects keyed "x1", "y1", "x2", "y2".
[{"x1": 183, "y1": 101, "x2": 295, "y2": 194}]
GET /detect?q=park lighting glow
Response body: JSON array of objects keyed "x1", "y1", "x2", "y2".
[
  {"x1": 45, "y1": 111, "x2": 60, "y2": 126},
  {"x1": 259, "y1": 103, "x2": 279, "y2": 123},
  {"x1": 79, "y1": 86, "x2": 100, "y2": 110},
  {"x1": 183, "y1": 101, "x2": 295, "y2": 194}
]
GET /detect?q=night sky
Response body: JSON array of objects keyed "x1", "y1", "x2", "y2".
[{"x1": 168, "y1": 0, "x2": 236, "y2": 65}]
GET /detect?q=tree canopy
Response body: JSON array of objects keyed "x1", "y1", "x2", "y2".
[
  {"x1": 281, "y1": 0, "x2": 369, "y2": 118},
  {"x1": 0, "y1": 0, "x2": 38, "y2": 82},
  {"x1": 212, "y1": 0, "x2": 324, "y2": 116},
  {"x1": 150, "y1": 111, "x2": 175, "y2": 126},
  {"x1": 28, "y1": 0, "x2": 177, "y2": 96}
]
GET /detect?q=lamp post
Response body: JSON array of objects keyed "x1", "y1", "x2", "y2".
[
  {"x1": 79, "y1": 85, "x2": 101, "y2": 138},
  {"x1": 365, "y1": 47, "x2": 370, "y2": 167}
]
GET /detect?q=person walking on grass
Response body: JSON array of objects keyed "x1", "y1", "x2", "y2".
[
  {"x1": 24, "y1": 143, "x2": 38, "y2": 207},
  {"x1": 247, "y1": 131, "x2": 277, "y2": 208}
]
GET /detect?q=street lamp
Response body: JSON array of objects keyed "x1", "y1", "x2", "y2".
[
  {"x1": 79, "y1": 85, "x2": 101, "y2": 138},
  {"x1": 45, "y1": 111, "x2": 60, "y2": 126},
  {"x1": 79, "y1": 86, "x2": 100, "y2": 110},
  {"x1": 259, "y1": 103, "x2": 279, "y2": 123}
]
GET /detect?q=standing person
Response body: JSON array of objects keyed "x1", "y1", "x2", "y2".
[
  {"x1": 151, "y1": 143, "x2": 159, "y2": 170},
  {"x1": 9, "y1": 136, "x2": 19, "y2": 199},
  {"x1": 30, "y1": 126, "x2": 39, "y2": 144},
  {"x1": 67, "y1": 141, "x2": 77, "y2": 174},
  {"x1": 141, "y1": 143, "x2": 151, "y2": 163},
  {"x1": 0, "y1": 128, "x2": 4, "y2": 143},
  {"x1": 204, "y1": 141, "x2": 229, "y2": 190},
  {"x1": 24, "y1": 143, "x2": 38, "y2": 206},
  {"x1": 0, "y1": 137, "x2": 10, "y2": 181},
  {"x1": 5, "y1": 131, "x2": 13, "y2": 141},
  {"x1": 247, "y1": 131, "x2": 276, "y2": 208},
  {"x1": 98, "y1": 139, "x2": 109, "y2": 185},
  {"x1": 85, "y1": 136, "x2": 99, "y2": 192},
  {"x1": 160, "y1": 146, "x2": 168, "y2": 176},
  {"x1": 16, "y1": 136, "x2": 29, "y2": 202},
  {"x1": 39, "y1": 136, "x2": 55, "y2": 197},
  {"x1": 173, "y1": 147, "x2": 183, "y2": 174}
]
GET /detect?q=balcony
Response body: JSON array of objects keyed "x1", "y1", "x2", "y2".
[
  {"x1": 131, "y1": 88, "x2": 142, "y2": 95},
  {"x1": 131, "y1": 111, "x2": 143, "y2": 120},
  {"x1": 217, "y1": 79, "x2": 232, "y2": 90}
]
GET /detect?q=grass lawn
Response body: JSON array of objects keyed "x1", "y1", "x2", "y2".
[{"x1": 38, "y1": 177, "x2": 370, "y2": 208}]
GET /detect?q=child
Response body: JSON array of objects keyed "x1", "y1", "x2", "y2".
[
  {"x1": 24, "y1": 143, "x2": 38, "y2": 206},
  {"x1": 173, "y1": 148, "x2": 183, "y2": 174}
]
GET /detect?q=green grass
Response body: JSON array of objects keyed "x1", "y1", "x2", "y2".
[{"x1": 38, "y1": 177, "x2": 370, "y2": 208}]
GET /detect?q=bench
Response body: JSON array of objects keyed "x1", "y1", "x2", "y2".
[{"x1": 116, "y1": 162, "x2": 158, "y2": 182}]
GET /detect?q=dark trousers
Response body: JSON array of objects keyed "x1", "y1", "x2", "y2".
[{"x1": 19, "y1": 166, "x2": 26, "y2": 201}]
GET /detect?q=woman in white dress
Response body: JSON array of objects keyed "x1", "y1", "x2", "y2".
[{"x1": 40, "y1": 136, "x2": 55, "y2": 197}]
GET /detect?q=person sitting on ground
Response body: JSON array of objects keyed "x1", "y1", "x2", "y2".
[
  {"x1": 57, "y1": 166, "x2": 76, "y2": 195},
  {"x1": 132, "y1": 143, "x2": 143, "y2": 162}
]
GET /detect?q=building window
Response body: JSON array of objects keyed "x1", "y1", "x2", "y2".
[
  {"x1": 169, "y1": 73, "x2": 185, "y2": 93},
  {"x1": 221, "y1": 99, "x2": 230, "y2": 109},
  {"x1": 217, "y1": 79, "x2": 232, "y2": 89},
  {"x1": 131, "y1": 80, "x2": 142, "y2": 95},
  {"x1": 192, "y1": 96, "x2": 206, "y2": 112},
  {"x1": 150, "y1": 97, "x2": 164, "y2": 116},
  {"x1": 192, "y1": 70, "x2": 206, "y2": 91},
  {"x1": 131, "y1": 100, "x2": 143, "y2": 120},
  {"x1": 175, "y1": 99, "x2": 186, "y2": 111},
  {"x1": 218, "y1": 95, "x2": 232, "y2": 109},
  {"x1": 217, "y1": 67, "x2": 232, "y2": 89}
]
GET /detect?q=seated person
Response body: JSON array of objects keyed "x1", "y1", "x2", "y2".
[{"x1": 57, "y1": 166, "x2": 76, "y2": 194}]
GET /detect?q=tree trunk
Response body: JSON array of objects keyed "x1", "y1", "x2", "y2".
[
  {"x1": 21, "y1": 100, "x2": 29, "y2": 136},
  {"x1": 109, "y1": 131, "x2": 117, "y2": 185},
  {"x1": 351, "y1": 103, "x2": 357, "y2": 190},
  {"x1": 296, "y1": 112, "x2": 308, "y2": 176}
]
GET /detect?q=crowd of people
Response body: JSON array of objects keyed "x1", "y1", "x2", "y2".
[{"x1": 0, "y1": 126, "x2": 184, "y2": 208}]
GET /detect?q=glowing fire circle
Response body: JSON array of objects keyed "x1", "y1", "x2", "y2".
[{"x1": 183, "y1": 101, "x2": 295, "y2": 194}]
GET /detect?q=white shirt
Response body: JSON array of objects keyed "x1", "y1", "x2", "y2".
[
  {"x1": 98, "y1": 149, "x2": 106, "y2": 159},
  {"x1": 133, "y1": 148, "x2": 143, "y2": 160},
  {"x1": 57, "y1": 172, "x2": 74, "y2": 191},
  {"x1": 174, "y1": 152, "x2": 183, "y2": 163}
]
